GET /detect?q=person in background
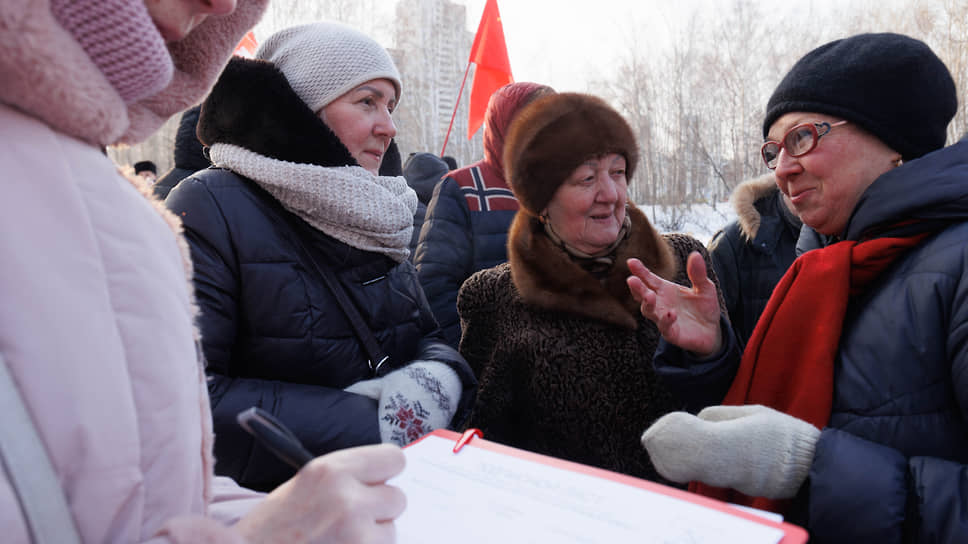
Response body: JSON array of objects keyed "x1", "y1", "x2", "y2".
[
  {"x1": 414, "y1": 81, "x2": 554, "y2": 349},
  {"x1": 134, "y1": 159, "x2": 158, "y2": 182},
  {"x1": 402, "y1": 152, "x2": 450, "y2": 261},
  {"x1": 633, "y1": 33, "x2": 968, "y2": 542},
  {"x1": 442, "y1": 155, "x2": 458, "y2": 171},
  {"x1": 1, "y1": 0, "x2": 408, "y2": 543},
  {"x1": 707, "y1": 172, "x2": 801, "y2": 345},
  {"x1": 459, "y1": 92, "x2": 727, "y2": 482},
  {"x1": 166, "y1": 22, "x2": 476, "y2": 492},
  {"x1": 153, "y1": 105, "x2": 209, "y2": 200}
]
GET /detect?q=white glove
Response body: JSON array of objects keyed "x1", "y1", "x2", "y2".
[
  {"x1": 345, "y1": 361, "x2": 461, "y2": 446},
  {"x1": 641, "y1": 404, "x2": 820, "y2": 499}
]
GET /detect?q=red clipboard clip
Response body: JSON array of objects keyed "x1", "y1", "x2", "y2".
[{"x1": 452, "y1": 428, "x2": 483, "y2": 453}]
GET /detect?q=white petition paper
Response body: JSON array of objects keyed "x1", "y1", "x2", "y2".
[{"x1": 393, "y1": 434, "x2": 785, "y2": 544}]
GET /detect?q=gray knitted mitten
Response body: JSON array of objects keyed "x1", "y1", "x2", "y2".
[{"x1": 641, "y1": 404, "x2": 820, "y2": 499}]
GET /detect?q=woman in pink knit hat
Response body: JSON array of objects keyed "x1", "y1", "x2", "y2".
[{"x1": 0, "y1": 1, "x2": 405, "y2": 543}]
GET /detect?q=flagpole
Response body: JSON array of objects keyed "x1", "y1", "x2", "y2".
[{"x1": 440, "y1": 61, "x2": 472, "y2": 157}]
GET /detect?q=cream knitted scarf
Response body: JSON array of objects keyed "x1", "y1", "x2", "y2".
[{"x1": 209, "y1": 143, "x2": 417, "y2": 262}]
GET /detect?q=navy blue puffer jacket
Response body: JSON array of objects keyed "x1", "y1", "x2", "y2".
[
  {"x1": 167, "y1": 170, "x2": 475, "y2": 490},
  {"x1": 414, "y1": 82, "x2": 553, "y2": 348},
  {"x1": 655, "y1": 140, "x2": 968, "y2": 543},
  {"x1": 163, "y1": 57, "x2": 475, "y2": 491}
]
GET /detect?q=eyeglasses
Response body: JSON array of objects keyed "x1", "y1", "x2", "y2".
[{"x1": 761, "y1": 120, "x2": 848, "y2": 169}]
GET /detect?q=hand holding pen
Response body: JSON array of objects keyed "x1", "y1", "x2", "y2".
[{"x1": 234, "y1": 407, "x2": 407, "y2": 543}]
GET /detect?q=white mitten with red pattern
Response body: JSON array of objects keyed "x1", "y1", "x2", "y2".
[{"x1": 345, "y1": 361, "x2": 460, "y2": 446}]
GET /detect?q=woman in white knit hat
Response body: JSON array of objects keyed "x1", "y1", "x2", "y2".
[{"x1": 165, "y1": 22, "x2": 476, "y2": 492}]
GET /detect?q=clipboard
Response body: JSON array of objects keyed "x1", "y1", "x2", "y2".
[{"x1": 396, "y1": 428, "x2": 809, "y2": 544}]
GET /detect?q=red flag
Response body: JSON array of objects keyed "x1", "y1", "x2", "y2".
[
  {"x1": 234, "y1": 31, "x2": 258, "y2": 58},
  {"x1": 466, "y1": 0, "x2": 513, "y2": 139}
]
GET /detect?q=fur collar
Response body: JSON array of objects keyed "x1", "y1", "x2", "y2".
[
  {"x1": 508, "y1": 204, "x2": 677, "y2": 329},
  {"x1": 0, "y1": 0, "x2": 266, "y2": 147},
  {"x1": 198, "y1": 57, "x2": 357, "y2": 167},
  {"x1": 730, "y1": 173, "x2": 779, "y2": 241}
]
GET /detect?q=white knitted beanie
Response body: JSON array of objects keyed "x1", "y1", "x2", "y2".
[{"x1": 255, "y1": 22, "x2": 402, "y2": 113}]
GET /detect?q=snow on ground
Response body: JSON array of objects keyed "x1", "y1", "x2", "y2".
[{"x1": 637, "y1": 201, "x2": 737, "y2": 245}]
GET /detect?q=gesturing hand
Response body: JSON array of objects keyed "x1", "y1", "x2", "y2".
[
  {"x1": 235, "y1": 444, "x2": 407, "y2": 544},
  {"x1": 626, "y1": 251, "x2": 722, "y2": 357},
  {"x1": 641, "y1": 405, "x2": 820, "y2": 499}
]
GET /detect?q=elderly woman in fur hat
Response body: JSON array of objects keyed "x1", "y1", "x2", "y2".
[
  {"x1": 165, "y1": 22, "x2": 476, "y2": 492},
  {"x1": 457, "y1": 93, "x2": 727, "y2": 482},
  {"x1": 636, "y1": 33, "x2": 968, "y2": 542}
]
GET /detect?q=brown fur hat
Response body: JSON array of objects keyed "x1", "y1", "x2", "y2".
[{"x1": 504, "y1": 92, "x2": 638, "y2": 215}]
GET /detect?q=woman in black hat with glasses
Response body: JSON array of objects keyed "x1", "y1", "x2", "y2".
[{"x1": 634, "y1": 32, "x2": 968, "y2": 542}]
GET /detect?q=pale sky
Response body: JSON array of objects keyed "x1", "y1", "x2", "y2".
[
  {"x1": 449, "y1": 0, "x2": 896, "y2": 92},
  {"x1": 252, "y1": 0, "x2": 913, "y2": 94},
  {"x1": 453, "y1": 0, "x2": 706, "y2": 91}
]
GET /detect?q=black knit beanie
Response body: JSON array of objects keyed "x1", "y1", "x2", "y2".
[
  {"x1": 763, "y1": 33, "x2": 956, "y2": 161},
  {"x1": 133, "y1": 160, "x2": 156, "y2": 175}
]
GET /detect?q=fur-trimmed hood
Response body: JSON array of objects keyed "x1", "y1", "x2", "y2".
[
  {"x1": 730, "y1": 173, "x2": 782, "y2": 241},
  {"x1": 0, "y1": 0, "x2": 267, "y2": 147},
  {"x1": 197, "y1": 57, "x2": 357, "y2": 167},
  {"x1": 508, "y1": 205, "x2": 676, "y2": 329}
]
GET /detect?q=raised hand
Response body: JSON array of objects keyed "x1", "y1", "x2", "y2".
[{"x1": 626, "y1": 251, "x2": 722, "y2": 357}]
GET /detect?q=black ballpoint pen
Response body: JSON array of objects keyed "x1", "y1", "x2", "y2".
[{"x1": 237, "y1": 407, "x2": 314, "y2": 469}]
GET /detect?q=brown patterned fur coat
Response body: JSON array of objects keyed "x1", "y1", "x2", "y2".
[{"x1": 458, "y1": 204, "x2": 726, "y2": 481}]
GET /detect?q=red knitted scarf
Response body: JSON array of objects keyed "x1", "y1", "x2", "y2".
[{"x1": 691, "y1": 231, "x2": 932, "y2": 513}]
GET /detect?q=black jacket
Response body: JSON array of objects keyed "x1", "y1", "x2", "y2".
[
  {"x1": 656, "y1": 140, "x2": 968, "y2": 543},
  {"x1": 708, "y1": 174, "x2": 800, "y2": 344},
  {"x1": 402, "y1": 152, "x2": 449, "y2": 261},
  {"x1": 165, "y1": 57, "x2": 475, "y2": 491},
  {"x1": 153, "y1": 105, "x2": 208, "y2": 200}
]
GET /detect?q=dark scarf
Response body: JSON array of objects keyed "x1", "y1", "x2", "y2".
[
  {"x1": 691, "y1": 228, "x2": 934, "y2": 512},
  {"x1": 543, "y1": 213, "x2": 632, "y2": 278}
]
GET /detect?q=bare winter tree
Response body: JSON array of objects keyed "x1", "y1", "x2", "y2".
[
  {"x1": 111, "y1": 0, "x2": 968, "y2": 207},
  {"x1": 597, "y1": 0, "x2": 967, "y2": 238}
]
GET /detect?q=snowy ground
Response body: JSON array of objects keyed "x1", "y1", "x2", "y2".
[{"x1": 637, "y1": 201, "x2": 737, "y2": 245}]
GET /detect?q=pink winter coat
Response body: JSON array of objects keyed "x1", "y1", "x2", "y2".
[{"x1": 0, "y1": 1, "x2": 268, "y2": 542}]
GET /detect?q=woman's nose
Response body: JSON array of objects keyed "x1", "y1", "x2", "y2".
[
  {"x1": 375, "y1": 109, "x2": 397, "y2": 140},
  {"x1": 773, "y1": 148, "x2": 803, "y2": 177},
  {"x1": 596, "y1": 171, "x2": 619, "y2": 202}
]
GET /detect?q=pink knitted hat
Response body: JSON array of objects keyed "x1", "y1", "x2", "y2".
[
  {"x1": 49, "y1": 0, "x2": 173, "y2": 104},
  {"x1": 2, "y1": 0, "x2": 267, "y2": 146}
]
